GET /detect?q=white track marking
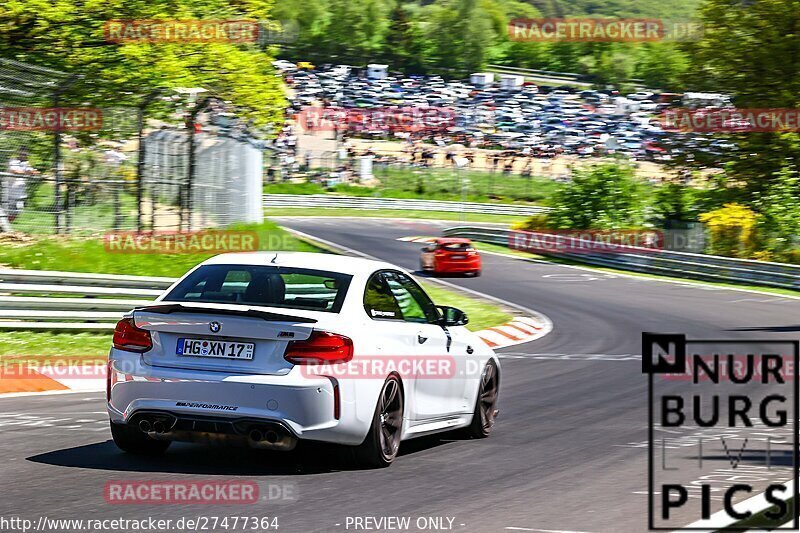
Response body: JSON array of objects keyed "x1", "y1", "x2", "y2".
[{"x1": 497, "y1": 353, "x2": 641, "y2": 361}]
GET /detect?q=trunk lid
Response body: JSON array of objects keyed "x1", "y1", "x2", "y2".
[{"x1": 133, "y1": 303, "x2": 317, "y2": 375}]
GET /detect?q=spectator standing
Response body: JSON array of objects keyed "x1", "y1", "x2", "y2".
[{"x1": 2, "y1": 147, "x2": 39, "y2": 226}]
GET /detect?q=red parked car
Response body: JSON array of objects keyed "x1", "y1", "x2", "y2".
[{"x1": 420, "y1": 238, "x2": 482, "y2": 277}]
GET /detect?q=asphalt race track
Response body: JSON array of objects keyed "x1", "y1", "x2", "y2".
[{"x1": 3, "y1": 216, "x2": 800, "y2": 532}]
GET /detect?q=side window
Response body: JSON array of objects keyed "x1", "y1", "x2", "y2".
[
  {"x1": 383, "y1": 271, "x2": 440, "y2": 324},
  {"x1": 363, "y1": 272, "x2": 402, "y2": 320}
]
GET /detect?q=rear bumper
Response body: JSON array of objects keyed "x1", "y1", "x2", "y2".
[
  {"x1": 107, "y1": 351, "x2": 375, "y2": 446},
  {"x1": 434, "y1": 259, "x2": 481, "y2": 273},
  {"x1": 121, "y1": 411, "x2": 299, "y2": 450}
]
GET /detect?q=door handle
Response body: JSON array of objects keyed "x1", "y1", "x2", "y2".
[{"x1": 417, "y1": 335, "x2": 428, "y2": 344}]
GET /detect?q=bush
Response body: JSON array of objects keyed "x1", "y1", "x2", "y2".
[
  {"x1": 653, "y1": 183, "x2": 701, "y2": 224},
  {"x1": 698, "y1": 203, "x2": 758, "y2": 258},
  {"x1": 511, "y1": 214, "x2": 549, "y2": 231},
  {"x1": 754, "y1": 166, "x2": 800, "y2": 260},
  {"x1": 547, "y1": 163, "x2": 648, "y2": 230}
]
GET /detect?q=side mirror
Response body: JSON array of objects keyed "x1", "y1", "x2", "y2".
[{"x1": 436, "y1": 305, "x2": 468, "y2": 327}]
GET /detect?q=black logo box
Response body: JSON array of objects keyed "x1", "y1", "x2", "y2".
[{"x1": 642, "y1": 333, "x2": 800, "y2": 531}]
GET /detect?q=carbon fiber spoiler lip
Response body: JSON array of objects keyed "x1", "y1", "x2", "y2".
[{"x1": 132, "y1": 303, "x2": 318, "y2": 324}]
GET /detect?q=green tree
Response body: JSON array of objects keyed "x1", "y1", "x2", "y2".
[
  {"x1": 383, "y1": 1, "x2": 425, "y2": 72},
  {"x1": 653, "y1": 183, "x2": 700, "y2": 224},
  {"x1": 684, "y1": 0, "x2": 800, "y2": 193},
  {"x1": 0, "y1": 0, "x2": 286, "y2": 129},
  {"x1": 323, "y1": 0, "x2": 389, "y2": 61},
  {"x1": 634, "y1": 44, "x2": 688, "y2": 91},
  {"x1": 547, "y1": 163, "x2": 648, "y2": 229},
  {"x1": 428, "y1": 0, "x2": 494, "y2": 75}
]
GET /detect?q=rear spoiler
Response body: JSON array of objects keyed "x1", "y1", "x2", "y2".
[{"x1": 133, "y1": 304, "x2": 318, "y2": 324}]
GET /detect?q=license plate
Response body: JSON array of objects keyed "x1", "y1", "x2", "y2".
[
  {"x1": 451, "y1": 255, "x2": 466, "y2": 260},
  {"x1": 177, "y1": 338, "x2": 255, "y2": 360}
]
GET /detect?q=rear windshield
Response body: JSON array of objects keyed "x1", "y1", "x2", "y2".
[
  {"x1": 164, "y1": 265, "x2": 353, "y2": 313},
  {"x1": 439, "y1": 242, "x2": 472, "y2": 251}
]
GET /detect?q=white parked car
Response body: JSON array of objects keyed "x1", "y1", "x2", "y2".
[{"x1": 107, "y1": 253, "x2": 500, "y2": 467}]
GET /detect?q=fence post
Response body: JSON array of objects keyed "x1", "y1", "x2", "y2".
[
  {"x1": 185, "y1": 116, "x2": 195, "y2": 232},
  {"x1": 136, "y1": 90, "x2": 162, "y2": 232},
  {"x1": 52, "y1": 75, "x2": 79, "y2": 234},
  {"x1": 53, "y1": 95, "x2": 63, "y2": 233},
  {"x1": 113, "y1": 182, "x2": 121, "y2": 230}
]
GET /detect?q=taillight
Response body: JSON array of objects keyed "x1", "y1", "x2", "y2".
[
  {"x1": 112, "y1": 318, "x2": 152, "y2": 353},
  {"x1": 284, "y1": 331, "x2": 353, "y2": 365}
]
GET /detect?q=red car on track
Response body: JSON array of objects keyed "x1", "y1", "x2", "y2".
[{"x1": 419, "y1": 238, "x2": 482, "y2": 277}]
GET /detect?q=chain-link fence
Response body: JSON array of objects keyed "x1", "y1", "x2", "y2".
[
  {"x1": 0, "y1": 59, "x2": 148, "y2": 234},
  {"x1": 0, "y1": 59, "x2": 264, "y2": 235},
  {"x1": 142, "y1": 129, "x2": 262, "y2": 231}
]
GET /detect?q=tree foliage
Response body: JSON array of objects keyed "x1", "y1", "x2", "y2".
[
  {"x1": 0, "y1": 0, "x2": 286, "y2": 128},
  {"x1": 547, "y1": 163, "x2": 648, "y2": 230},
  {"x1": 272, "y1": 0, "x2": 696, "y2": 84}
]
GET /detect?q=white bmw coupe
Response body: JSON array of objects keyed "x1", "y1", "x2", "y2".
[{"x1": 107, "y1": 252, "x2": 500, "y2": 467}]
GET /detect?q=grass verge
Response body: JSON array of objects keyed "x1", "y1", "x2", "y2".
[
  {"x1": 1, "y1": 332, "x2": 112, "y2": 358},
  {"x1": 0, "y1": 220, "x2": 323, "y2": 277},
  {"x1": 265, "y1": 166, "x2": 560, "y2": 205},
  {"x1": 420, "y1": 281, "x2": 513, "y2": 333}
]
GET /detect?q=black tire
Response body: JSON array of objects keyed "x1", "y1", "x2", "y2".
[
  {"x1": 110, "y1": 422, "x2": 171, "y2": 455},
  {"x1": 353, "y1": 375, "x2": 404, "y2": 468},
  {"x1": 465, "y1": 360, "x2": 499, "y2": 438},
  {"x1": 472, "y1": 270, "x2": 482, "y2": 277}
]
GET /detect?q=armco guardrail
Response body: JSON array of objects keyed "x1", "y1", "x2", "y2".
[
  {"x1": 263, "y1": 194, "x2": 549, "y2": 216},
  {"x1": 0, "y1": 269, "x2": 394, "y2": 330},
  {"x1": 0, "y1": 269, "x2": 174, "y2": 330},
  {"x1": 442, "y1": 226, "x2": 800, "y2": 290}
]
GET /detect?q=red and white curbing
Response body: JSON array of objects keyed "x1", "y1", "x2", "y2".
[{"x1": 475, "y1": 315, "x2": 551, "y2": 349}]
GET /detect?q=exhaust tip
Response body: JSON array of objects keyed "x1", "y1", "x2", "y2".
[
  {"x1": 249, "y1": 429, "x2": 263, "y2": 442},
  {"x1": 152, "y1": 421, "x2": 166, "y2": 433},
  {"x1": 265, "y1": 431, "x2": 279, "y2": 444},
  {"x1": 138, "y1": 419, "x2": 152, "y2": 433}
]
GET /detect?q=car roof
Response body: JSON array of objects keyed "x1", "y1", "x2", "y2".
[
  {"x1": 200, "y1": 252, "x2": 397, "y2": 276},
  {"x1": 437, "y1": 237, "x2": 472, "y2": 244}
]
